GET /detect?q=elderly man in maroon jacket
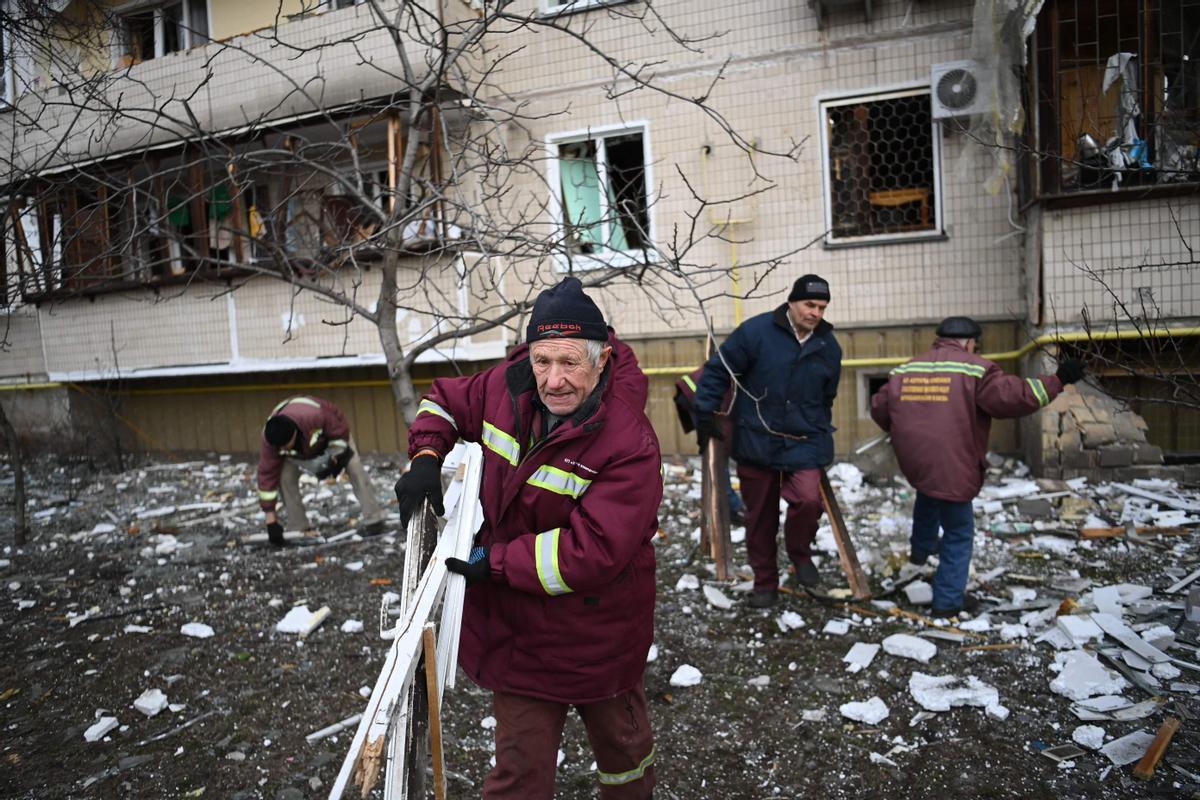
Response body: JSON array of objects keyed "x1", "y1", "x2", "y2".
[
  {"x1": 395, "y1": 277, "x2": 661, "y2": 799},
  {"x1": 871, "y1": 316, "x2": 1084, "y2": 616},
  {"x1": 256, "y1": 396, "x2": 386, "y2": 546}
]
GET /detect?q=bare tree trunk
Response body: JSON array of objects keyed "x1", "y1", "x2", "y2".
[
  {"x1": 0, "y1": 401, "x2": 27, "y2": 546},
  {"x1": 378, "y1": 256, "x2": 422, "y2": 425}
]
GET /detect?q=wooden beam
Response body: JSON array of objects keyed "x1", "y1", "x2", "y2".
[
  {"x1": 1132, "y1": 717, "x2": 1180, "y2": 781},
  {"x1": 422, "y1": 624, "x2": 447, "y2": 800},
  {"x1": 819, "y1": 468, "x2": 871, "y2": 599}
]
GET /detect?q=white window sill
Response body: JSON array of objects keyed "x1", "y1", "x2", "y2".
[
  {"x1": 540, "y1": 0, "x2": 636, "y2": 19},
  {"x1": 823, "y1": 231, "x2": 947, "y2": 249}
]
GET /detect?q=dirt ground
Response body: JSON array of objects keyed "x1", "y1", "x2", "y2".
[{"x1": 2, "y1": 453, "x2": 1198, "y2": 799}]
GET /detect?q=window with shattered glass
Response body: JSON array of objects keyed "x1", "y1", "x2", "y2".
[
  {"x1": 820, "y1": 89, "x2": 944, "y2": 245},
  {"x1": 1032, "y1": 0, "x2": 1200, "y2": 194},
  {"x1": 552, "y1": 129, "x2": 650, "y2": 263}
]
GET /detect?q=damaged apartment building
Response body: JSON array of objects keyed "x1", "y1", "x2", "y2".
[{"x1": 0, "y1": 0, "x2": 1196, "y2": 470}]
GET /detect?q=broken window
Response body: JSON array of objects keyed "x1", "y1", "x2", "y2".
[
  {"x1": 1031, "y1": 0, "x2": 1200, "y2": 194},
  {"x1": 0, "y1": 9, "x2": 12, "y2": 107},
  {"x1": 552, "y1": 128, "x2": 651, "y2": 261},
  {"x1": 114, "y1": 1, "x2": 208, "y2": 67},
  {"x1": 820, "y1": 89, "x2": 943, "y2": 244}
]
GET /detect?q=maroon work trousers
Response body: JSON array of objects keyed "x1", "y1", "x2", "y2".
[
  {"x1": 736, "y1": 463, "x2": 824, "y2": 591},
  {"x1": 484, "y1": 681, "x2": 655, "y2": 800}
]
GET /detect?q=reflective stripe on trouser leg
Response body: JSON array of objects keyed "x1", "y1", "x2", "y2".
[
  {"x1": 485, "y1": 691, "x2": 568, "y2": 800},
  {"x1": 578, "y1": 679, "x2": 656, "y2": 799}
]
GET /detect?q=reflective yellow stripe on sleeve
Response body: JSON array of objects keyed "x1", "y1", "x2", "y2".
[
  {"x1": 258, "y1": 489, "x2": 279, "y2": 501},
  {"x1": 535, "y1": 528, "x2": 573, "y2": 596},
  {"x1": 271, "y1": 396, "x2": 321, "y2": 416},
  {"x1": 482, "y1": 422, "x2": 520, "y2": 466},
  {"x1": 417, "y1": 399, "x2": 458, "y2": 430},
  {"x1": 681, "y1": 375, "x2": 696, "y2": 392},
  {"x1": 598, "y1": 746, "x2": 656, "y2": 786},
  {"x1": 309, "y1": 428, "x2": 323, "y2": 448},
  {"x1": 1026, "y1": 378, "x2": 1050, "y2": 408},
  {"x1": 527, "y1": 465, "x2": 592, "y2": 499},
  {"x1": 328, "y1": 438, "x2": 348, "y2": 449}
]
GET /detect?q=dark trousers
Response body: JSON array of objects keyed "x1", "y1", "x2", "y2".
[
  {"x1": 484, "y1": 681, "x2": 655, "y2": 799},
  {"x1": 737, "y1": 463, "x2": 824, "y2": 592},
  {"x1": 911, "y1": 491, "x2": 976, "y2": 611}
]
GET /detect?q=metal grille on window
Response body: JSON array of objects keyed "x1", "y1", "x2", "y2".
[
  {"x1": 825, "y1": 94, "x2": 936, "y2": 240},
  {"x1": 1033, "y1": 0, "x2": 1200, "y2": 194}
]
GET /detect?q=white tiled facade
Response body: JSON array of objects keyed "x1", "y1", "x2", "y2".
[{"x1": 1, "y1": 0, "x2": 1194, "y2": 454}]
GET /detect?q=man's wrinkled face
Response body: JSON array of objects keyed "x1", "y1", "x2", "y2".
[
  {"x1": 788, "y1": 298, "x2": 829, "y2": 332},
  {"x1": 530, "y1": 339, "x2": 611, "y2": 417}
]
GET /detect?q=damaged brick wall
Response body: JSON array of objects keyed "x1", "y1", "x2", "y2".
[{"x1": 1040, "y1": 384, "x2": 1164, "y2": 480}]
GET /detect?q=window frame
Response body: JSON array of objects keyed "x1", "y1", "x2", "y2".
[
  {"x1": 112, "y1": 0, "x2": 206, "y2": 68},
  {"x1": 0, "y1": 4, "x2": 13, "y2": 109},
  {"x1": 817, "y1": 84, "x2": 946, "y2": 249},
  {"x1": 539, "y1": 0, "x2": 636, "y2": 18},
  {"x1": 546, "y1": 121, "x2": 656, "y2": 271}
]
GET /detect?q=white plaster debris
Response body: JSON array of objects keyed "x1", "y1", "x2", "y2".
[
  {"x1": 839, "y1": 696, "x2": 889, "y2": 725},
  {"x1": 747, "y1": 675, "x2": 770, "y2": 689},
  {"x1": 1049, "y1": 651, "x2": 1129, "y2": 701},
  {"x1": 908, "y1": 672, "x2": 999, "y2": 713},
  {"x1": 179, "y1": 622, "x2": 214, "y2": 639},
  {"x1": 1010, "y1": 587, "x2": 1038, "y2": 604},
  {"x1": 882, "y1": 633, "x2": 937, "y2": 664},
  {"x1": 1090, "y1": 585, "x2": 1124, "y2": 616},
  {"x1": 1100, "y1": 729, "x2": 1157, "y2": 766},
  {"x1": 702, "y1": 584, "x2": 733, "y2": 610},
  {"x1": 84, "y1": 716, "x2": 119, "y2": 742},
  {"x1": 999, "y1": 623, "x2": 1029, "y2": 641},
  {"x1": 1090, "y1": 612, "x2": 1170, "y2": 663},
  {"x1": 340, "y1": 619, "x2": 364, "y2": 634},
  {"x1": 1072, "y1": 725, "x2": 1106, "y2": 750},
  {"x1": 669, "y1": 665, "x2": 702, "y2": 687},
  {"x1": 133, "y1": 688, "x2": 168, "y2": 717},
  {"x1": 822, "y1": 619, "x2": 850, "y2": 636},
  {"x1": 1056, "y1": 615, "x2": 1104, "y2": 646},
  {"x1": 646, "y1": 644, "x2": 658, "y2": 663},
  {"x1": 1138, "y1": 623, "x2": 1176, "y2": 652},
  {"x1": 276, "y1": 606, "x2": 315, "y2": 634},
  {"x1": 958, "y1": 617, "x2": 992, "y2": 633},
  {"x1": 903, "y1": 581, "x2": 932, "y2": 606},
  {"x1": 776, "y1": 611, "x2": 805, "y2": 632},
  {"x1": 843, "y1": 642, "x2": 881, "y2": 674},
  {"x1": 123, "y1": 624, "x2": 152, "y2": 634},
  {"x1": 344, "y1": 561, "x2": 364, "y2": 572},
  {"x1": 674, "y1": 574, "x2": 700, "y2": 592},
  {"x1": 869, "y1": 752, "x2": 899, "y2": 767},
  {"x1": 986, "y1": 703, "x2": 1009, "y2": 720},
  {"x1": 801, "y1": 709, "x2": 827, "y2": 722},
  {"x1": 480, "y1": 716, "x2": 496, "y2": 730}
]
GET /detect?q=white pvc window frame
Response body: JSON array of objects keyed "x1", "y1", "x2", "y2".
[
  {"x1": 111, "y1": 0, "x2": 204, "y2": 66},
  {"x1": 0, "y1": 11, "x2": 13, "y2": 108},
  {"x1": 817, "y1": 84, "x2": 945, "y2": 248},
  {"x1": 545, "y1": 120, "x2": 656, "y2": 271},
  {"x1": 540, "y1": 0, "x2": 636, "y2": 17}
]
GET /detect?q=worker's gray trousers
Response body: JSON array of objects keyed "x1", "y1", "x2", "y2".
[{"x1": 278, "y1": 438, "x2": 385, "y2": 531}]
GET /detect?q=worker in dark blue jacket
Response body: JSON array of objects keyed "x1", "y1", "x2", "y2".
[{"x1": 694, "y1": 275, "x2": 841, "y2": 608}]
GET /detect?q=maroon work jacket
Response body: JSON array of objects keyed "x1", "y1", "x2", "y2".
[
  {"x1": 408, "y1": 333, "x2": 661, "y2": 704},
  {"x1": 256, "y1": 396, "x2": 351, "y2": 512},
  {"x1": 870, "y1": 339, "x2": 1063, "y2": 502}
]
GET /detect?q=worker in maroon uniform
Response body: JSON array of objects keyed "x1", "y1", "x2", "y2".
[
  {"x1": 394, "y1": 277, "x2": 660, "y2": 799},
  {"x1": 256, "y1": 395, "x2": 386, "y2": 546},
  {"x1": 673, "y1": 366, "x2": 746, "y2": 524},
  {"x1": 870, "y1": 316, "x2": 1085, "y2": 616}
]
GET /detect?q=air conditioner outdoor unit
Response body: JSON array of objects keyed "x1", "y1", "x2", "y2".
[{"x1": 930, "y1": 61, "x2": 988, "y2": 120}]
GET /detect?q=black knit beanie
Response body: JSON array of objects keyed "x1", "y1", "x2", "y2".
[
  {"x1": 264, "y1": 415, "x2": 299, "y2": 448},
  {"x1": 526, "y1": 277, "x2": 608, "y2": 343},
  {"x1": 936, "y1": 316, "x2": 983, "y2": 339},
  {"x1": 787, "y1": 274, "x2": 831, "y2": 302}
]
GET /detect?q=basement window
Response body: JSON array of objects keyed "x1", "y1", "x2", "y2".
[
  {"x1": 114, "y1": 1, "x2": 208, "y2": 67},
  {"x1": 819, "y1": 88, "x2": 944, "y2": 246},
  {"x1": 549, "y1": 126, "x2": 652, "y2": 267}
]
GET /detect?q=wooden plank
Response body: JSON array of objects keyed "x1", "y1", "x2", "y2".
[
  {"x1": 1132, "y1": 717, "x2": 1180, "y2": 781},
  {"x1": 818, "y1": 468, "x2": 871, "y2": 599},
  {"x1": 1080, "y1": 526, "x2": 1188, "y2": 539},
  {"x1": 422, "y1": 624, "x2": 447, "y2": 800}
]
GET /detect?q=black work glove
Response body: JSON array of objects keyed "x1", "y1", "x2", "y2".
[
  {"x1": 394, "y1": 454, "x2": 445, "y2": 526},
  {"x1": 446, "y1": 546, "x2": 490, "y2": 586},
  {"x1": 316, "y1": 448, "x2": 354, "y2": 480},
  {"x1": 695, "y1": 412, "x2": 724, "y2": 451},
  {"x1": 1056, "y1": 357, "x2": 1085, "y2": 385},
  {"x1": 266, "y1": 521, "x2": 286, "y2": 547}
]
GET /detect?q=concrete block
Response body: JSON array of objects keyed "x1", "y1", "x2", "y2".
[
  {"x1": 1057, "y1": 428, "x2": 1082, "y2": 451},
  {"x1": 1069, "y1": 405, "x2": 1097, "y2": 425},
  {"x1": 1081, "y1": 423, "x2": 1117, "y2": 448},
  {"x1": 1133, "y1": 444, "x2": 1163, "y2": 464},
  {"x1": 1097, "y1": 447, "x2": 1133, "y2": 468},
  {"x1": 1112, "y1": 415, "x2": 1146, "y2": 443},
  {"x1": 1017, "y1": 497, "x2": 1054, "y2": 518},
  {"x1": 1062, "y1": 448, "x2": 1096, "y2": 469}
]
